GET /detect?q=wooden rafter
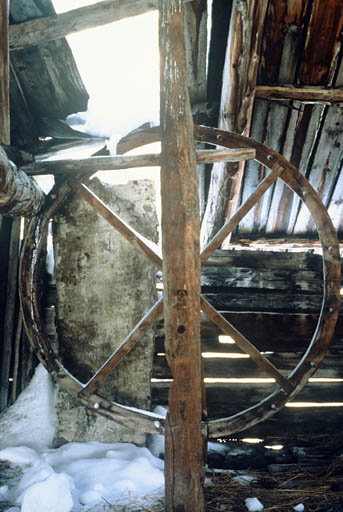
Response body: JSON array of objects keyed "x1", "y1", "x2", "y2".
[
  {"x1": 200, "y1": 0, "x2": 268, "y2": 248},
  {"x1": 9, "y1": 0, "x2": 158, "y2": 52}
]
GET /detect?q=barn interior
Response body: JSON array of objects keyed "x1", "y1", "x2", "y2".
[{"x1": 0, "y1": 1, "x2": 343, "y2": 511}]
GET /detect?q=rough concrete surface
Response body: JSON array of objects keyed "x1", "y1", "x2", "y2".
[{"x1": 53, "y1": 177, "x2": 159, "y2": 444}]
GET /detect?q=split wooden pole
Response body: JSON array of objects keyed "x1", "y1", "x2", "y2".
[{"x1": 160, "y1": 1, "x2": 206, "y2": 510}]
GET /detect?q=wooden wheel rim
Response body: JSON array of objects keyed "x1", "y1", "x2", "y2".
[{"x1": 19, "y1": 125, "x2": 341, "y2": 438}]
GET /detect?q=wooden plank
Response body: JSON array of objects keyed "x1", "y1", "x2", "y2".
[
  {"x1": 266, "y1": 0, "x2": 343, "y2": 236},
  {"x1": 160, "y1": 1, "x2": 205, "y2": 509},
  {"x1": 231, "y1": 407, "x2": 343, "y2": 439},
  {"x1": 0, "y1": 0, "x2": 10, "y2": 144},
  {"x1": 203, "y1": 292, "x2": 323, "y2": 314},
  {"x1": 0, "y1": 146, "x2": 45, "y2": 217},
  {"x1": 236, "y1": 0, "x2": 309, "y2": 235},
  {"x1": 152, "y1": 381, "x2": 343, "y2": 418},
  {"x1": 201, "y1": 164, "x2": 283, "y2": 262},
  {"x1": 201, "y1": 0, "x2": 268, "y2": 247},
  {"x1": 184, "y1": 0, "x2": 207, "y2": 104},
  {"x1": 256, "y1": 85, "x2": 343, "y2": 103},
  {"x1": 292, "y1": 104, "x2": 343, "y2": 234},
  {"x1": 201, "y1": 266, "x2": 323, "y2": 293},
  {"x1": 9, "y1": 0, "x2": 158, "y2": 51},
  {"x1": 23, "y1": 148, "x2": 256, "y2": 176},
  {"x1": 155, "y1": 312, "x2": 343, "y2": 353},
  {"x1": 298, "y1": 0, "x2": 343, "y2": 86},
  {"x1": 153, "y1": 351, "x2": 343, "y2": 380},
  {"x1": 0, "y1": 218, "x2": 20, "y2": 410}
]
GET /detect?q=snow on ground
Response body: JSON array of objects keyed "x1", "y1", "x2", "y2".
[
  {"x1": 0, "y1": 365, "x2": 56, "y2": 452},
  {"x1": 0, "y1": 442, "x2": 164, "y2": 512}
]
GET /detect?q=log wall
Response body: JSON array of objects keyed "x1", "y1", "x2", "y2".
[{"x1": 151, "y1": 248, "x2": 343, "y2": 438}]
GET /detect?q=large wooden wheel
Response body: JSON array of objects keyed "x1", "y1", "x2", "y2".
[{"x1": 19, "y1": 125, "x2": 341, "y2": 439}]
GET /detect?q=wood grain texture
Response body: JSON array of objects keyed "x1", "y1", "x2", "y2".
[
  {"x1": 201, "y1": 0, "x2": 268, "y2": 248},
  {"x1": 0, "y1": 146, "x2": 45, "y2": 216},
  {"x1": 160, "y1": 1, "x2": 205, "y2": 509},
  {"x1": 9, "y1": 0, "x2": 158, "y2": 51}
]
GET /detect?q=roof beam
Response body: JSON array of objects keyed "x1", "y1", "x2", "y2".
[
  {"x1": 256, "y1": 85, "x2": 343, "y2": 104},
  {"x1": 9, "y1": 0, "x2": 158, "y2": 52},
  {"x1": 200, "y1": 0, "x2": 268, "y2": 248},
  {"x1": 0, "y1": 0, "x2": 10, "y2": 144}
]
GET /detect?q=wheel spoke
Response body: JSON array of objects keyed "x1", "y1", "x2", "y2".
[
  {"x1": 80, "y1": 297, "x2": 164, "y2": 397},
  {"x1": 201, "y1": 163, "x2": 284, "y2": 263},
  {"x1": 200, "y1": 297, "x2": 294, "y2": 394},
  {"x1": 72, "y1": 180, "x2": 163, "y2": 268}
]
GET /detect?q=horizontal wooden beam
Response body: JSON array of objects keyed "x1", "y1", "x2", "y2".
[
  {"x1": 153, "y1": 351, "x2": 343, "y2": 380},
  {"x1": 225, "y1": 407, "x2": 343, "y2": 439},
  {"x1": 23, "y1": 148, "x2": 256, "y2": 176},
  {"x1": 255, "y1": 85, "x2": 343, "y2": 104},
  {"x1": 9, "y1": 0, "x2": 158, "y2": 51},
  {"x1": 152, "y1": 381, "x2": 343, "y2": 416}
]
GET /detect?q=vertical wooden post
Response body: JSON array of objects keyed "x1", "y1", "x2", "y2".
[
  {"x1": 0, "y1": 0, "x2": 10, "y2": 144},
  {"x1": 159, "y1": 1, "x2": 205, "y2": 511}
]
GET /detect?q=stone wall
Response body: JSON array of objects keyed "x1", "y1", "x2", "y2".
[{"x1": 52, "y1": 177, "x2": 158, "y2": 445}]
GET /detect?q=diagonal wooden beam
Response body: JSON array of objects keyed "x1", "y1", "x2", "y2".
[
  {"x1": 201, "y1": 0, "x2": 268, "y2": 248},
  {"x1": 9, "y1": 0, "x2": 158, "y2": 52},
  {"x1": 200, "y1": 297, "x2": 295, "y2": 394},
  {"x1": 79, "y1": 297, "x2": 163, "y2": 398},
  {"x1": 71, "y1": 180, "x2": 162, "y2": 269},
  {"x1": 0, "y1": 0, "x2": 10, "y2": 144},
  {"x1": 201, "y1": 163, "x2": 284, "y2": 262}
]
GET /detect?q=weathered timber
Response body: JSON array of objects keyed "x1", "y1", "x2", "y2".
[
  {"x1": 253, "y1": 0, "x2": 343, "y2": 237},
  {"x1": 155, "y1": 312, "x2": 343, "y2": 353},
  {"x1": 9, "y1": 0, "x2": 158, "y2": 51},
  {"x1": 201, "y1": 164, "x2": 284, "y2": 262},
  {"x1": 160, "y1": 1, "x2": 205, "y2": 510},
  {"x1": 234, "y1": 407, "x2": 343, "y2": 438},
  {"x1": 22, "y1": 148, "x2": 256, "y2": 176},
  {"x1": 200, "y1": 297, "x2": 294, "y2": 393},
  {"x1": 153, "y1": 381, "x2": 343, "y2": 418},
  {"x1": 153, "y1": 350, "x2": 343, "y2": 380},
  {"x1": 0, "y1": 0, "x2": 10, "y2": 144},
  {"x1": 201, "y1": 0, "x2": 268, "y2": 248},
  {"x1": 0, "y1": 146, "x2": 45, "y2": 216},
  {"x1": 0, "y1": 218, "x2": 20, "y2": 410},
  {"x1": 184, "y1": 0, "x2": 207, "y2": 104},
  {"x1": 256, "y1": 85, "x2": 343, "y2": 103}
]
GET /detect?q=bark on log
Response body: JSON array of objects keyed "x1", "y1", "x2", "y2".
[
  {"x1": 256, "y1": 85, "x2": 343, "y2": 104},
  {"x1": 0, "y1": 1, "x2": 10, "y2": 144},
  {"x1": 9, "y1": 0, "x2": 158, "y2": 51},
  {"x1": 0, "y1": 147, "x2": 45, "y2": 217},
  {"x1": 160, "y1": 1, "x2": 205, "y2": 510},
  {"x1": 200, "y1": 0, "x2": 268, "y2": 248}
]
